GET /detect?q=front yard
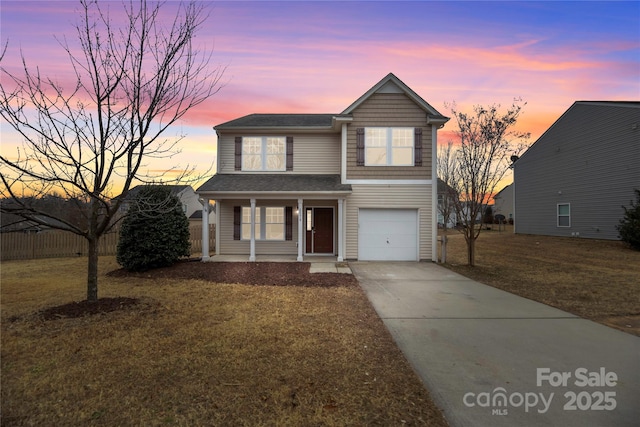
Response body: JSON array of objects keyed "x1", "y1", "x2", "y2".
[
  {"x1": 440, "y1": 226, "x2": 640, "y2": 336},
  {"x1": 0, "y1": 257, "x2": 447, "y2": 426}
]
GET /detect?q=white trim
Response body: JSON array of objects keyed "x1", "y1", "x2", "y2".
[
  {"x1": 249, "y1": 199, "x2": 256, "y2": 261},
  {"x1": 337, "y1": 198, "x2": 344, "y2": 262},
  {"x1": 341, "y1": 123, "x2": 348, "y2": 183},
  {"x1": 431, "y1": 125, "x2": 438, "y2": 261},
  {"x1": 214, "y1": 199, "x2": 220, "y2": 255},
  {"x1": 201, "y1": 197, "x2": 210, "y2": 261},
  {"x1": 557, "y1": 203, "x2": 571, "y2": 227},
  {"x1": 199, "y1": 191, "x2": 351, "y2": 200},
  {"x1": 343, "y1": 179, "x2": 432, "y2": 185},
  {"x1": 297, "y1": 198, "x2": 304, "y2": 261}
]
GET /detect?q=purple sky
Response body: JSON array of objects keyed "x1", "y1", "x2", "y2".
[{"x1": 1, "y1": 1, "x2": 639, "y2": 188}]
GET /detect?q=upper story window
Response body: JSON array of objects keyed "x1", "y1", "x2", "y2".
[
  {"x1": 362, "y1": 127, "x2": 415, "y2": 166},
  {"x1": 242, "y1": 137, "x2": 285, "y2": 171},
  {"x1": 235, "y1": 136, "x2": 293, "y2": 172}
]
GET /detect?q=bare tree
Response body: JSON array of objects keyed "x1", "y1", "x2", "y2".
[
  {"x1": 446, "y1": 99, "x2": 530, "y2": 266},
  {"x1": 437, "y1": 141, "x2": 459, "y2": 232},
  {"x1": 0, "y1": 0, "x2": 223, "y2": 301}
]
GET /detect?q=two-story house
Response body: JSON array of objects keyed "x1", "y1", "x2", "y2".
[
  {"x1": 197, "y1": 73, "x2": 449, "y2": 261},
  {"x1": 513, "y1": 101, "x2": 639, "y2": 239}
]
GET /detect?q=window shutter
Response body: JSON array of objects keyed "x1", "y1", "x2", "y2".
[
  {"x1": 356, "y1": 128, "x2": 365, "y2": 166},
  {"x1": 233, "y1": 206, "x2": 241, "y2": 240},
  {"x1": 414, "y1": 128, "x2": 423, "y2": 167},
  {"x1": 286, "y1": 136, "x2": 294, "y2": 171},
  {"x1": 234, "y1": 137, "x2": 242, "y2": 171},
  {"x1": 285, "y1": 206, "x2": 293, "y2": 240}
]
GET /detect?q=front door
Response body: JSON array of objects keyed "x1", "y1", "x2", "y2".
[{"x1": 305, "y1": 207, "x2": 334, "y2": 254}]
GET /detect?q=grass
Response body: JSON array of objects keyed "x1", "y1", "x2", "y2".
[
  {"x1": 1, "y1": 257, "x2": 447, "y2": 426},
  {"x1": 440, "y1": 226, "x2": 640, "y2": 335}
]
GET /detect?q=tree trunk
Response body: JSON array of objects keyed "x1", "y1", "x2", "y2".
[
  {"x1": 87, "y1": 236, "x2": 99, "y2": 301},
  {"x1": 467, "y1": 235, "x2": 476, "y2": 267}
]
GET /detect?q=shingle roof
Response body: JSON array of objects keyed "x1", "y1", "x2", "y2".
[
  {"x1": 215, "y1": 114, "x2": 336, "y2": 129},
  {"x1": 197, "y1": 174, "x2": 351, "y2": 193},
  {"x1": 118, "y1": 185, "x2": 191, "y2": 200}
]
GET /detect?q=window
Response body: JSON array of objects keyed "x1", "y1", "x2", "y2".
[
  {"x1": 557, "y1": 204, "x2": 570, "y2": 227},
  {"x1": 365, "y1": 128, "x2": 414, "y2": 166},
  {"x1": 241, "y1": 207, "x2": 284, "y2": 240},
  {"x1": 241, "y1": 137, "x2": 285, "y2": 171}
]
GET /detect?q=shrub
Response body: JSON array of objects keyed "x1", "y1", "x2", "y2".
[
  {"x1": 117, "y1": 186, "x2": 191, "y2": 271},
  {"x1": 617, "y1": 189, "x2": 640, "y2": 251},
  {"x1": 483, "y1": 206, "x2": 494, "y2": 225}
]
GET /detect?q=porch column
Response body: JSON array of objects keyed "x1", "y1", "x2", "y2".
[
  {"x1": 200, "y1": 198, "x2": 210, "y2": 261},
  {"x1": 250, "y1": 198, "x2": 256, "y2": 262},
  {"x1": 337, "y1": 198, "x2": 344, "y2": 262},
  {"x1": 214, "y1": 200, "x2": 220, "y2": 255},
  {"x1": 297, "y1": 198, "x2": 304, "y2": 261},
  {"x1": 431, "y1": 125, "x2": 438, "y2": 262}
]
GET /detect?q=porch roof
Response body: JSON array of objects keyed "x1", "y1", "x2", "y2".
[{"x1": 197, "y1": 174, "x2": 352, "y2": 197}]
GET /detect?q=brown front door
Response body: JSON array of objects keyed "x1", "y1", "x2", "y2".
[{"x1": 305, "y1": 207, "x2": 334, "y2": 254}]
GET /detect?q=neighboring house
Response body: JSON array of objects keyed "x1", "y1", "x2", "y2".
[
  {"x1": 197, "y1": 73, "x2": 449, "y2": 261},
  {"x1": 493, "y1": 183, "x2": 514, "y2": 222},
  {"x1": 118, "y1": 185, "x2": 215, "y2": 224},
  {"x1": 513, "y1": 101, "x2": 639, "y2": 240},
  {"x1": 0, "y1": 212, "x2": 72, "y2": 233},
  {"x1": 437, "y1": 178, "x2": 458, "y2": 228}
]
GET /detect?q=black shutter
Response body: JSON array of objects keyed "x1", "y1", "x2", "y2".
[
  {"x1": 356, "y1": 128, "x2": 365, "y2": 166},
  {"x1": 233, "y1": 206, "x2": 241, "y2": 240},
  {"x1": 234, "y1": 137, "x2": 242, "y2": 171},
  {"x1": 285, "y1": 206, "x2": 293, "y2": 240},
  {"x1": 414, "y1": 128, "x2": 423, "y2": 167},
  {"x1": 286, "y1": 136, "x2": 294, "y2": 171}
]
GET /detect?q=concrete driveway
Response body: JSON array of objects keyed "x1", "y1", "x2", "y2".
[{"x1": 350, "y1": 261, "x2": 640, "y2": 427}]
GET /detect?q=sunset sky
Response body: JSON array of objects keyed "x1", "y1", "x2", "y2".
[{"x1": 1, "y1": 0, "x2": 639, "y2": 191}]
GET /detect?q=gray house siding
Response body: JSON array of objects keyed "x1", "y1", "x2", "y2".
[{"x1": 514, "y1": 102, "x2": 640, "y2": 240}]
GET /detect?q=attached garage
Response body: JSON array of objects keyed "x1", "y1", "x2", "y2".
[{"x1": 358, "y1": 209, "x2": 418, "y2": 261}]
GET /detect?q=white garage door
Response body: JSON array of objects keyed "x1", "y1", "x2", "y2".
[{"x1": 358, "y1": 209, "x2": 418, "y2": 261}]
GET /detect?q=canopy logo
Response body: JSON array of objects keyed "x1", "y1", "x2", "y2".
[{"x1": 462, "y1": 367, "x2": 618, "y2": 416}]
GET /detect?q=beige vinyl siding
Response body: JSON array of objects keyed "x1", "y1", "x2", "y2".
[
  {"x1": 217, "y1": 132, "x2": 340, "y2": 174},
  {"x1": 218, "y1": 199, "x2": 299, "y2": 255},
  {"x1": 345, "y1": 184, "x2": 432, "y2": 260},
  {"x1": 514, "y1": 103, "x2": 640, "y2": 240},
  {"x1": 346, "y1": 93, "x2": 432, "y2": 179}
]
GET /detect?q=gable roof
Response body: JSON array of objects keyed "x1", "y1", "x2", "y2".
[
  {"x1": 214, "y1": 73, "x2": 448, "y2": 131},
  {"x1": 516, "y1": 101, "x2": 640, "y2": 164},
  {"x1": 215, "y1": 114, "x2": 335, "y2": 130},
  {"x1": 493, "y1": 183, "x2": 512, "y2": 200},
  {"x1": 341, "y1": 73, "x2": 449, "y2": 124}
]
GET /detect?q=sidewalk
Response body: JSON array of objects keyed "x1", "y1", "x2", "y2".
[{"x1": 350, "y1": 261, "x2": 640, "y2": 427}]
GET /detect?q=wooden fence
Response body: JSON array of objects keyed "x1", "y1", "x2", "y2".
[{"x1": 0, "y1": 224, "x2": 215, "y2": 261}]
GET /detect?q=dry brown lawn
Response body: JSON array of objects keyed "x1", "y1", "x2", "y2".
[
  {"x1": 1, "y1": 257, "x2": 447, "y2": 426},
  {"x1": 440, "y1": 226, "x2": 640, "y2": 336}
]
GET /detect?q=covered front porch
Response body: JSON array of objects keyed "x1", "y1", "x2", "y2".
[{"x1": 197, "y1": 174, "x2": 352, "y2": 262}]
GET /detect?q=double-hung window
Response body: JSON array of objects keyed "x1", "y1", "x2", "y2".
[
  {"x1": 365, "y1": 127, "x2": 414, "y2": 166},
  {"x1": 241, "y1": 207, "x2": 285, "y2": 240},
  {"x1": 557, "y1": 203, "x2": 571, "y2": 227},
  {"x1": 242, "y1": 137, "x2": 285, "y2": 171}
]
